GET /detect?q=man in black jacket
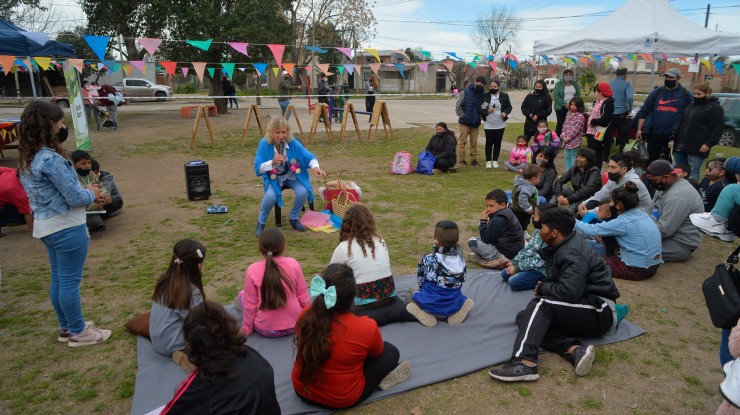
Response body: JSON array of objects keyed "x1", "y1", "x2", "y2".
[{"x1": 489, "y1": 208, "x2": 620, "y2": 382}]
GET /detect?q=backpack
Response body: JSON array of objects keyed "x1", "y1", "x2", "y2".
[
  {"x1": 415, "y1": 151, "x2": 436, "y2": 175},
  {"x1": 390, "y1": 151, "x2": 413, "y2": 175}
]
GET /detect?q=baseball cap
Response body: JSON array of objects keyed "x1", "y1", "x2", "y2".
[
  {"x1": 663, "y1": 68, "x2": 681, "y2": 78},
  {"x1": 725, "y1": 157, "x2": 740, "y2": 175},
  {"x1": 646, "y1": 160, "x2": 681, "y2": 177},
  {"x1": 281, "y1": 70, "x2": 289, "y2": 75}
]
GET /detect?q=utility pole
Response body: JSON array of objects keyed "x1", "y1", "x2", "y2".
[{"x1": 693, "y1": 4, "x2": 710, "y2": 89}]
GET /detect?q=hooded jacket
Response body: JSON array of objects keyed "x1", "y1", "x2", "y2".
[
  {"x1": 455, "y1": 84, "x2": 485, "y2": 127},
  {"x1": 538, "y1": 232, "x2": 620, "y2": 303},
  {"x1": 672, "y1": 96, "x2": 724, "y2": 157},
  {"x1": 553, "y1": 150, "x2": 603, "y2": 204},
  {"x1": 583, "y1": 168, "x2": 653, "y2": 214}
]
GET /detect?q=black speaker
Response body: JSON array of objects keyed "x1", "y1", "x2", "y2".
[{"x1": 185, "y1": 161, "x2": 211, "y2": 200}]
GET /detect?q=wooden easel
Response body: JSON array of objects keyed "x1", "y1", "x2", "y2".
[
  {"x1": 339, "y1": 102, "x2": 363, "y2": 144},
  {"x1": 241, "y1": 104, "x2": 265, "y2": 146},
  {"x1": 190, "y1": 106, "x2": 215, "y2": 149},
  {"x1": 284, "y1": 104, "x2": 305, "y2": 138},
  {"x1": 309, "y1": 103, "x2": 333, "y2": 144},
  {"x1": 367, "y1": 101, "x2": 393, "y2": 141}
]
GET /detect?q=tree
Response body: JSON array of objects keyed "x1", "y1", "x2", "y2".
[
  {"x1": 56, "y1": 26, "x2": 102, "y2": 80},
  {"x1": 472, "y1": 5, "x2": 521, "y2": 57},
  {"x1": 6, "y1": 0, "x2": 61, "y2": 33},
  {"x1": 1, "y1": 0, "x2": 42, "y2": 21},
  {"x1": 578, "y1": 70, "x2": 597, "y2": 98}
]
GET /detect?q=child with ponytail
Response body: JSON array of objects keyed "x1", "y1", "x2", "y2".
[
  {"x1": 150, "y1": 239, "x2": 206, "y2": 370},
  {"x1": 239, "y1": 228, "x2": 310, "y2": 337},
  {"x1": 292, "y1": 264, "x2": 411, "y2": 409}
]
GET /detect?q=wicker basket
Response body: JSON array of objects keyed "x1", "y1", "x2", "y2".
[{"x1": 333, "y1": 190, "x2": 362, "y2": 218}]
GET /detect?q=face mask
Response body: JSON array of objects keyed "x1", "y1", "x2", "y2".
[
  {"x1": 610, "y1": 205, "x2": 619, "y2": 218},
  {"x1": 475, "y1": 85, "x2": 484, "y2": 92},
  {"x1": 76, "y1": 168, "x2": 91, "y2": 176},
  {"x1": 563, "y1": 75, "x2": 573, "y2": 82},
  {"x1": 538, "y1": 127, "x2": 547, "y2": 134},
  {"x1": 607, "y1": 171, "x2": 621, "y2": 182},
  {"x1": 57, "y1": 127, "x2": 69, "y2": 144},
  {"x1": 532, "y1": 219, "x2": 542, "y2": 229},
  {"x1": 694, "y1": 96, "x2": 707, "y2": 103},
  {"x1": 518, "y1": 142, "x2": 526, "y2": 147},
  {"x1": 536, "y1": 158, "x2": 547, "y2": 166},
  {"x1": 533, "y1": 89, "x2": 542, "y2": 94},
  {"x1": 650, "y1": 179, "x2": 667, "y2": 191},
  {"x1": 490, "y1": 88, "x2": 499, "y2": 94},
  {"x1": 664, "y1": 79, "x2": 677, "y2": 89},
  {"x1": 436, "y1": 132, "x2": 445, "y2": 138}
]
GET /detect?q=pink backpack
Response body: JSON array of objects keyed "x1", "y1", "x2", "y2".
[{"x1": 390, "y1": 151, "x2": 413, "y2": 174}]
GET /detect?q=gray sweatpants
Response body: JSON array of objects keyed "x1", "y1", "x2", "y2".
[
  {"x1": 468, "y1": 237, "x2": 503, "y2": 261},
  {"x1": 661, "y1": 238, "x2": 695, "y2": 262}
]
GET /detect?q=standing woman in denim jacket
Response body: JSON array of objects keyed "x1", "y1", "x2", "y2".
[{"x1": 18, "y1": 101, "x2": 112, "y2": 348}]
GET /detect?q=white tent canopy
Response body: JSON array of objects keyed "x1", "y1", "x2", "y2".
[{"x1": 534, "y1": 0, "x2": 740, "y2": 57}]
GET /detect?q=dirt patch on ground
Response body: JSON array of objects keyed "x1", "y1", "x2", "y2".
[{"x1": 0, "y1": 106, "x2": 733, "y2": 414}]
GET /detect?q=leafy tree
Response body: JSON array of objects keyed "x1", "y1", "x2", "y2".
[
  {"x1": 55, "y1": 27, "x2": 102, "y2": 80},
  {"x1": 578, "y1": 70, "x2": 597, "y2": 98},
  {"x1": 1, "y1": 0, "x2": 42, "y2": 21}
]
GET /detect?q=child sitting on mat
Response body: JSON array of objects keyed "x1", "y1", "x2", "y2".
[
  {"x1": 237, "y1": 228, "x2": 310, "y2": 337},
  {"x1": 150, "y1": 239, "x2": 206, "y2": 372},
  {"x1": 406, "y1": 220, "x2": 474, "y2": 327}
]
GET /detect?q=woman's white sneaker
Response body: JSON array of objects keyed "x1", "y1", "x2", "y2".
[
  {"x1": 485, "y1": 161, "x2": 492, "y2": 168},
  {"x1": 492, "y1": 161, "x2": 500, "y2": 168},
  {"x1": 68, "y1": 322, "x2": 112, "y2": 348}
]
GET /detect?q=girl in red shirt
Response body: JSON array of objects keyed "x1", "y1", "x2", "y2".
[{"x1": 292, "y1": 263, "x2": 411, "y2": 408}]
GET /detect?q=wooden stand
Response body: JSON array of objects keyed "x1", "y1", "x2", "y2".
[
  {"x1": 367, "y1": 101, "x2": 393, "y2": 141},
  {"x1": 309, "y1": 103, "x2": 333, "y2": 144},
  {"x1": 240, "y1": 104, "x2": 265, "y2": 146},
  {"x1": 284, "y1": 104, "x2": 305, "y2": 138},
  {"x1": 338, "y1": 102, "x2": 363, "y2": 144},
  {"x1": 190, "y1": 106, "x2": 215, "y2": 149}
]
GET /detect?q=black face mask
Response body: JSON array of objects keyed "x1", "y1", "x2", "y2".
[
  {"x1": 533, "y1": 89, "x2": 543, "y2": 95},
  {"x1": 57, "y1": 127, "x2": 69, "y2": 144},
  {"x1": 436, "y1": 132, "x2": 445, "y2": 138},
  {"x1": 694, "y1": 96, "x2": 708, "y2": 104},
  {"x1": 607, "y1": 171, "x2": 621, "y2": 182},
  {"x1": 532, "y1": 220, "x2": 542, "y2": 230},
  {"x1": 76, "y1": 168, "x2": 92, "y2": 176},
  {"x1": 475, "y1": 85, "x2": 484, "y2": 92},
  {"x1": 650, "y1": 180, "x2": 667, "y2": 191},
  {"x1": 664, "y1": 79, "x2": 677, "y2": 89},
  {"x1": 490, "y1": 88, "x2": 499, "y2": 94}
]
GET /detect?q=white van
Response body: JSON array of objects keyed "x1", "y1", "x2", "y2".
[{"x1": 544, "y1": 77, "x2": 559, "y2": 92}]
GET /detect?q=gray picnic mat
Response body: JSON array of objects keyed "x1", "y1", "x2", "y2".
[{"x1": 130, "y1": 269, "x2": 645, "y2": 415}]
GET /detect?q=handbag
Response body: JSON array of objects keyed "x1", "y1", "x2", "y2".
[
  {"x1": 333, "y1": 190, "x2": 362, "y2": 218},
  {"x1": 703, "y1": 245, "x2": 740, "y2": 329},
  {"x1": 321, "y1": 171, "x2": 360, "y2": 213}
]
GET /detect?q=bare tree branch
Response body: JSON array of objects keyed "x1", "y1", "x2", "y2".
[{"x1": 472, "y1": 5, "x2": 521, "y2": 56}]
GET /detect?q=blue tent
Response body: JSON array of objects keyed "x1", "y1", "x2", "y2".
[{"x1": 0, "y1": 17, "x2": 76, "y2": 57}]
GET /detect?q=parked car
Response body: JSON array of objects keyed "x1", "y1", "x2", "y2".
[
  {"x1": 714, "y1": 93, "x2": 740, "y2": 147},
  {"x1": 51, "y1": 90, "x2": 129, "y2": 109},
  {"x1": 115, "y1": 78, "x2": 173, "y2": 102}
]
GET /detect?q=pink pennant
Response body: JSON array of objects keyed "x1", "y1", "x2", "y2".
[
  {"x1": 267, "y1": 44, "x2": 286, "y2": 68},
  {"x1": 229, "y1": 42, "x2": 250, "y2": 56},
  {"x1": 442, "y1": 61, "x2": 454, "y2": 72},
  {"x1": 336, "y1": 47, "x2": 352, "y2": 59},
  {"x1": 181, "y1": 67, "x2": 189, "y2": 77},
  {"x1": 369, "y1": 63, "x2": 381, "y2": 75},
  {"x1": 68, "y1": 58, "x2": 85, "y2": 74},
  {"x1": 129, "y1": 60, "x2": 146, "y2": 72},
  {"x1": 192, "y1": 62, "x2": 207, "y2": 82},
  {"x1": 417, "y1": 62, "x2": 429, "y2": 75},
  {"x1": 137, "y1": 38, "x2": 162, "y2": 56},
  {"x1": 316, "y1": 63, "x2": 330, "y2": 75},
  {"x1": 488, "y1": 61, "x2": 498, "y2": 72}
]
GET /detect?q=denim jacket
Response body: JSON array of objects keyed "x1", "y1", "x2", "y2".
[{"x1": 19, "y1": 147, "x2": 95, "y2": 219}]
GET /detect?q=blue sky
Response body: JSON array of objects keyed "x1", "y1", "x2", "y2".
[{"x1": 368, "y1": 0, "x2": 740, "y2": 60}]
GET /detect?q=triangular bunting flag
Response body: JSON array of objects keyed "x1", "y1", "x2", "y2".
[
  {"x1": 442, "y1": 61, "x2": 454, "y2": 71},
  {"x1": 510, "y1": 60, "x2": 517, "y2": 71},
  {"x1": 467, "y1": 61, "x2": 477, "y2": 69},
  {"x1": 393, "y1": 63, "x2": 405, "y2": 78},
  {"x1": 272, "y1": 67, "x2": 280, "y2": 76},
  {"x1": 129, "y1": 60, "x2": 146, "y2": 73},
  {"x1": 701, "y1": 59, "x2": 712, "y2": 71},
  {"x1": 605, "y1": 57, "x2": 611, "y2": 68},
  {"x1": 91, "y1": 63, "x2": 97, "y2": 71},
  {"x1": 192, "y1": 62, "x2": 207, "y2": 82},
  {"x1": 344, "y1": 64, "x2": 356, "y2": 75},
  {"x1": 715, "y1": 61, "x2": 724, "y2": 75},
  {"x1": 181, "y1": 67, "x2": 189, "y2": 77},
  {"x1": 186, "y1": 39, "x2": 213, "y2": 51},
  {"x1": 336, "y1": 47, "x2": 352, "y2": 59},
  {"x1": 282, "y1": 63, "x2": 295, "y2": 75},
  {"x1": 579, "y1": 57, "x2": 590, "y2": 67},
  {"x1": 733, "y1": 63, "x2": 740, "y2": 75},
  {"x1": 20, "y1": 31, "x2": 48, "y2": 46},
  {"x1": 221, "y1": 63, "x2": 235, "y2": 78},
  {"x1": 369, "y1": 63, "x2": 381, "y2": 75},
  {"x1": 238, "y1": 67, "x2": 246, "y2": 72},
  {"x1": 228, "y1": 42, "x2": 250, "y2": 56},
  {"x1": 639, "y1": 53, "x2": 654, "y2": 64},
  {"x1": 364, "y1": 48, "x2": 380, "y2": 63},
  {"x1": 305, "y1": 46, "x2": 327, "y2": 54},
  {"x1": 0, "y1": 56, "x2": 15, "y2": 74},
  {"x1": 506, "y1": 54, "x2": 519, "y2": 63},
  {"x1": 160, "y1": 61, "x2": 177, "y2": 76},
  {"x1": 103, "y1": 59, "x2": 119, "y2": 73},
  {"x1": 33, "y1": 57, "x2": 52, "y2": 70},
  {"x1": 316, "y1": 64, "x2": 330, "y2": 75},
  {"x1": 207, "y1": 68, "x2": 216, "y2": 79},
  {"x1": 122, "y1": 64, "x2": 133, "y2": 76},
  {"x1": 541, "y1": 55, "x2": 551, "y2": 64},
  {"x1": 443, "y1": 52, "x2": 462, "y2": 61},
  {"x1": 337, "y1": 65, "x2": 345, "y2": 75},
  {"x1": 417, "y1": 62, "x2": 428, "y2": 75},
  {"x1": 420, "y1": 50, "x2": 431, "y2": 59},
  {"x1": 68, "y1": 58, "x2": 85, "y2": 74},
  {"x1": 253, "y1": 63, "x2": 267, "y2": 78},
  {"x1": 137, "y1": 38, "x2": 162, "y2": 56},
  {"x1": 472, "y1": 56, "x2": 479, "y2": 62},
  {"x1": 489, "y1": 61, "x2": 498, "y2": 72},
  {"x1": 267, "y1": 44, "x2": 286, "y2": 68},
  {"x1": 82, "y1": 35, "x2": 110, "y2": 61}
]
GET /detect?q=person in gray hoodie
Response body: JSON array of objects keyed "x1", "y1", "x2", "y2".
[
  {"x1": 646, "y1": 160, "x2": 704, "y2": 262},
  {"x1": 578, "y1": 153, "x2": 651, "y2": 216},
  {"x1": 511, "y1": 164, "x2": 541, "y2": 231}
]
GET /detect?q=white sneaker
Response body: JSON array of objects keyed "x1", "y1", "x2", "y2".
[
  {"x1": 690, "y1": 212, "x2": 736, "y2": 242},
  {"x1": 68, "y1": 322, "x2": 112, "y2": 348},
  {"x1": 485, "y1": 161, "x2": 492, "y2": 168},
  {"x1": 492, "y1": 161, "x2": 499, "y2": 169}
]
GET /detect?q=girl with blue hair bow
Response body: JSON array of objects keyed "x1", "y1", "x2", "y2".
[{"x1": 291, "y1": 263, "x2": 410, "y2": 408}]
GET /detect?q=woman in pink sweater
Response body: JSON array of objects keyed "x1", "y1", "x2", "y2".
[
  {"x1": 238, "y1": 228, "x2": 310, "y2": 337},
  {"x1": 504, "y1": 135, "x2": 533, "y2": 172}
]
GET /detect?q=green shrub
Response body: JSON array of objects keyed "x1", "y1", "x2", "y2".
[{"x1": 175, "y1": 84, "x2": 197, "y2": 94}]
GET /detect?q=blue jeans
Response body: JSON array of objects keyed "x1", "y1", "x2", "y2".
[
  {"x1": 564, "y1": 148, "x2": 578, "y2": 172},
  {"x1": 41, "y1": 224, "x2": 89, "y2": 334},
  {"x1": 672, "y1": 151, "x2": 704, "y2": 181},
  {"x1": 279, "y1": 99, "x2": 290, "y2": 119},
  {"x1": 721, "y1": 328, "x2": 733, "y2": 367},
  {"x1": 258, "y1": 179, "x2": 308, "y2": 225},
  {"x1": 501, "y1": 268, "x2": 545, "y2": 291}
]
